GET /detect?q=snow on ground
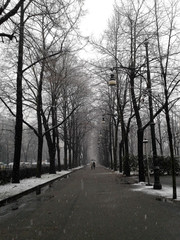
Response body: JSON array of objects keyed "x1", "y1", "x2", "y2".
[
  {"x1": 115, "y1": 171, "x2": 180, "y2": 201},
  {"x1": 0, "y1": 167, "x2": 83, "y2": 202},
  {"x1": 1, "y1": 167, "x2": 180, "y2": 203},
  {"x1": 132, "y1": 182, "x2": 180, "y2": 201}
]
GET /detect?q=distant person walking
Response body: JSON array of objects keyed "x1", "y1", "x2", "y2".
[
  {"x1": 90, "y1": 160, "x2": 96, "y2": 170},
  {"x1": 90, "y1": 160, "x2": 93, "y2": 170}
]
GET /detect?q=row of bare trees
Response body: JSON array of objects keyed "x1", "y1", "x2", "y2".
[
  {"x1": 93, "y1": 0, "x2": 180, "y2": 199},
  {"x1": 0, "y1": 1, "x2": 93, "y2": 183}
]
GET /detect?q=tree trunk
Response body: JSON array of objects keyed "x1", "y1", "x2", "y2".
[
  {"x1": 157, "y1": 114, "x2": 164, "y2": 156},
  {"x1": 137, "y1": 128, "x2": 145, "y2": 182},
  {"x1": 56, "y1": 133, "x2": 61, "y2": 171},
  {"x1": 53, "y1": 103, "x2": 61, "y2": 172},
  {"x1": 145, "y1": 40, "x2": 161, "y2": 189},
  {"x1": 68, "y1": 116, "x2": 72, "y2": 169},
  {"x1": 63, "y1": 109, "x2": 68, "y2": 170},
  {"x1": 130, "y1": 73, "x2": 145, "y2": 182},
  {"x1": 42, "y1": 112, "x2": 56, "y2": 174},
  {"x1": 12, "y1": 2, "x2": 24, "y2": 183},
  {"x1": 113, "y1": 122, "x2": 118, "y2": 171},
  {"x1": 51, "y1": 104, "x2": 57, "y2": 171},
  {"x1": 129, "y1": 18, "x2": 145, "y2": 182},
  {"x1": 164, "y1": 94, "x2": 177, "y2": 199},
  {"x1": 120, "y1": 112, "x2": 130, "y2": 176},
  {"x1": 124, "y1": 133, "x2": 130, "y2": 176},
  {"x1": 154, "y1": 0, "x2": 176, "y2": 199},
  {"x1": 119, "y1": 141, "x2": 124, "y2": 173},
  {"x1": 36, "y1": 60, "x2": 44, "y2": 178},
  {"x1": 72, "y1": 113, "x2": 75, "y2": 168},
  {"x1": 36, "y1": 135, "x2": 43, "y2": 178},
  {"x1": 68, "y1": 141, "x2": 72, "y2": 169}
]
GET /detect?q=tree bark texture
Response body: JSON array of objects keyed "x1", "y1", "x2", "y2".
[{"x1": 12, "y1": 2, "x2": 24, "y2": 183}]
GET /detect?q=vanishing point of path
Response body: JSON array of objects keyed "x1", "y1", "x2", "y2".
[{"x1": 0, "y1": 165, "x2": 180, "y2": 240}]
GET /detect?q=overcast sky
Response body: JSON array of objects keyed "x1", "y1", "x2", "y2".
[{"x1": 80, "y1": 0, "x2": 114, "y2": 38}]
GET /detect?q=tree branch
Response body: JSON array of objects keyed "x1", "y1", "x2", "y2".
[
  {"x1": 22, "y1": 49, "x2": 67, "y2": 73},
  {"x1": 43, "y1": 105, "x2": 79, "y2": 137},
  {"x1": 0, "y1": 0, "x2": 25, "y2": 25},
  {"x1": 0, "y1": 32, "x2": 14, "y2": 40},
  {"x1": 0, "y1": 0, "x2": 11, "y2": 15},
  {"x1": 0, "y1": 96, "x2": 39, "y2": 137}
]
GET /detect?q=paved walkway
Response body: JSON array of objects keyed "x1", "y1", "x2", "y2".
[{"x1": 0, "y1": 165, "x2": 180, "y2": 240}]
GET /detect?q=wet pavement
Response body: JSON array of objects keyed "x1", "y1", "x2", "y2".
[{"x1": 0, "y1": 165, "x2": 180, "y2": 240}]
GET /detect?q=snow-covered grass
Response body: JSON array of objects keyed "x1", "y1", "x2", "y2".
[
  {"x1": 0, "y1": 167, "x2": 83, "y2": 202},
  {"x1": 1, "y1": 166, "x2": 180, "y2": 204},
  {"x1": 114, "y1": 171, "x2": 180, "y2": 201},
  {"x1": 132, "y1": 182, "x2": 180, "y2": 201}
]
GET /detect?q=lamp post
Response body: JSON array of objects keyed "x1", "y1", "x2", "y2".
[
  {"x1": 143, "y1": 139, "x2": 151, "y2": 186},
  {"x1": 101, "y1": 114, "x2": 113, "y2": 169},
  {"x1": 101, "y1": 72, "x2": 118, "y2": 170},
  {"x1": 109, "y1": 72, "x2": 117, "y2": 171}
]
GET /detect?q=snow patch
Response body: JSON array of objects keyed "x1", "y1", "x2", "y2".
[
  {"x1": 0, "y1": 167, "x2": 83, "y2": 202},
  {"x1": 132, "y1": 183, "x2": 180, "y2": 201}
]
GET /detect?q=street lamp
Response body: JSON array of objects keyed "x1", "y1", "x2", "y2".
[
  {"x1": 143, "y1": 139, "x2": 152, "y2": 186},
  {"x1": 108, "y1": 73, "x2": 117, "y2": 86},
  {"x1": 102, "y1": 116, "x2": 105, "y2": 124}
]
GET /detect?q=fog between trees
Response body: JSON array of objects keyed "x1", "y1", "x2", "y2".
[{"x1": 0, "y1": 0, "x2": 180, "y2": 199}]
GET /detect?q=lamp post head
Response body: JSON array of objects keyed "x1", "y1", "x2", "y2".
[
  {"x1": 144, "y1": 38, "x2": 149, "y2": 46},
  {"x1": 108, "y1": 73, "x2": 116, "y2": 86},
  {"x1": 102, "y1": 117, "x2": 105, "y2": 124},
  {"x1": 143, "y1": 139, "x2": 148, "y2": 144}
]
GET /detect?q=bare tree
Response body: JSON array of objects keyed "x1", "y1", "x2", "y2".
[
  {"x1": 0, "y1": 0, "x2": 85, "y2": 180},
  {"x1": 12, "y1": 1, "x2": 25, "y2": 183},
  {"x1": 153, "y1": 0, "x2": 180, "y2": 199},
  {"x1": 0, "y1": 0, "x2": 26, "y2": 40}
]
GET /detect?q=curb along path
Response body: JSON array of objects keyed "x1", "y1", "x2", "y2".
[{"x1": 0, "y1": 167, "x2": 83, "y2": 207}]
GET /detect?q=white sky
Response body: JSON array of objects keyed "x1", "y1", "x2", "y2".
[{"x1": 80, "y1": 0, "x2": 114, "y2": 37}]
